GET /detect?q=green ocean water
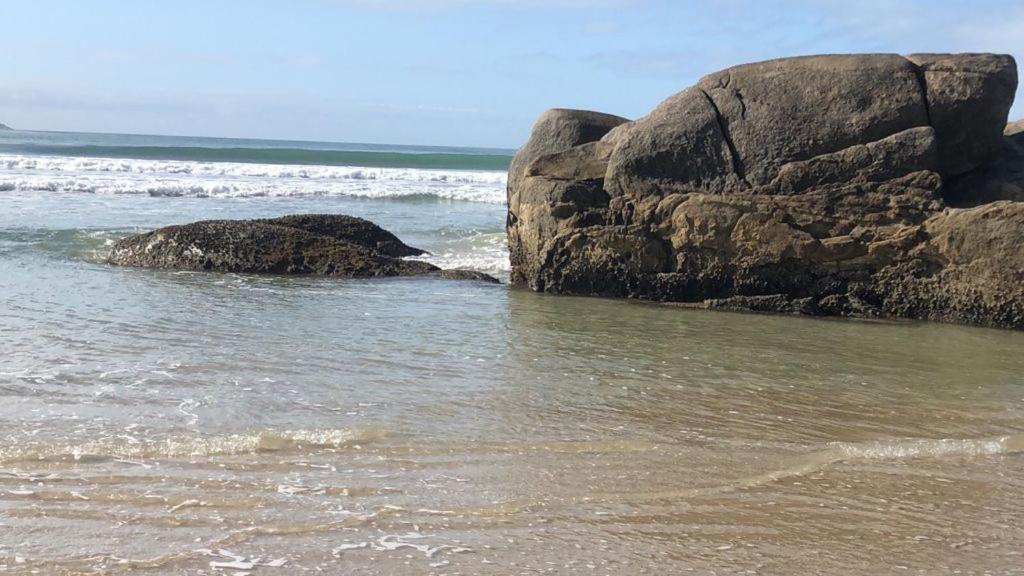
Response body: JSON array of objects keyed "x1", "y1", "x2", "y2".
[{"x1": 0, "y1": 129, "x2": 514, "y2": 170}]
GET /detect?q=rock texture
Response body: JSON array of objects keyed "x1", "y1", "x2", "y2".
[
  {"x1": 907, "y1": 54, "x2": 1018, "y2": 175},
  {"x1": 507, "y1": 53, "x2": 1024, "y2": 329},
  {"x1": 109, "y1": 214, "x2": 499, "y2": 282},
  {"x1": 945, "y1": 118, "x2": 1024, "y2": 206}
]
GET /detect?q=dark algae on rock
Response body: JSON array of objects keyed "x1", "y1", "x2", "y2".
[
  {"x1": 108, "y1": 214, "x2": 499, "y2": 282},
  {"x1": 507, "y1": 53, "x2": 1024, "y2": 329}
]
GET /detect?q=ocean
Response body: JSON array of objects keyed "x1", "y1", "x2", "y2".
[{"x1": 1, "y1": 129, "x2": 1024, "y2": 574}]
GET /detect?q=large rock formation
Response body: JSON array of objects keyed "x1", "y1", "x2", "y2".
[
  {"x1": 507, "y1": 53, "x2": 1024, "y2": 329},
  {"x1": 109, "y1": 214, "x2": 499, "y2": 282}
]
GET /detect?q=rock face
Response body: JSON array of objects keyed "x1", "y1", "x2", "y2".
[
  {"x1": 507, "y1": 53, "x2": 1024, "y2": 329},
  {"x1": 945, "y1": 119, "x2": 1024, "y2": 206},
  {"x1": 507, "y1": 109, "x2": 629, "y2": 286},
  {"x1": 907, "y1": 54, "x2": 1018, "y2": 175},
  {"x1": 109, "y1": 214, "x2": 499, "y2": 282}
]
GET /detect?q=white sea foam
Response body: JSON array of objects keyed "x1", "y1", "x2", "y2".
[
  {"x1": 411, "y1": 229, "x2": 511, "y2": 277},
  {"x1": 0, "y1": 427, "x2": 389, "y2": 463},
  {"x1": 829, "y1": 434, "x2": 1024, "y2": 460},
  {"x1": 0, "y1": 154, "x2": 508, "y2": 204}
]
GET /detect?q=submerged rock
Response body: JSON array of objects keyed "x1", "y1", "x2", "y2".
[
  {"x1": 507, "y1": 53, "x2": 1024, "y2": 329},
  {"x1": 109, "y1": 214, "x2": 498, "y2": 282},
  {"x1": 434, "y1": 269, "x2": 502, "y2": 283}
]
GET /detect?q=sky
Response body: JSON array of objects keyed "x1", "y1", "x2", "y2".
[{"x1": 1, "y1": 0, "x2": 1021, "y2": 148}]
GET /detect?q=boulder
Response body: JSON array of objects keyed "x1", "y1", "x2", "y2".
[
  {"x1": 604, "y1": 87, "x2": 741, "y2": 197},
  {"x1": 108, "y1": 214, "x2": 498, "y2": 282},
  {"x1": 508, "y1": 109, "x2": 628, "y2": 193},
  {"x1": 507, "y1": 53, "x2": 1024, "y2": 329},
  {"x1": 606, "y1": 55, "x2": 931, "y2": 198},
  {"x1": 699, "y1": 54, "x2": 930, "y2": 187},
  {"x1": 507, "y1": 109, "x2": 628, "y2": 286},
  {"x1": 906, "y1": 54, "x2": 1018, "y2": 176},
  {"x1": 943, "y1": 120, "x2": 1024, "y2": 206}
]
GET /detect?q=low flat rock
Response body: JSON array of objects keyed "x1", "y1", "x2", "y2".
[
  {"x1": 108, "y1": 214, "x2": 498, "y2": 282},
  {"x1": 259, "y1": 214, "x2": 426, "y2": 257}
]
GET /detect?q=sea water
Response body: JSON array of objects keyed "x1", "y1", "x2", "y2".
[{"x1": 1, "y1": 129, "x2": 1023, "y2": 574}]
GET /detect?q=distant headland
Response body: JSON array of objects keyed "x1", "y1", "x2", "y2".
[{"x1": 0, "y1": 122, "x2": 12, "y2": 130}]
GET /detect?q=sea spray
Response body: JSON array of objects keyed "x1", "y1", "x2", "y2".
[{"x1": 0, "y1": 153, "x2": 508, "y2": 203}]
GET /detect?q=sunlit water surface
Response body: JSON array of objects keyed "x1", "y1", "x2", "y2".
[{"x1": 1, "y1": 188, "x2": 1023, "y2": 575}]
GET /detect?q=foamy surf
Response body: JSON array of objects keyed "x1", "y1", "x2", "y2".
[
  {"x1": 0, "y1": 428, "x2": 388, "y2": 464},
  {"x1": 827, "y1": 434, "x2": 1024, "y2": 460},
  {"x1": 0, "y1": 153, "x2": 508, "y2": 203},
  {"x1": 579, "y1": 434, "x2": 1024, "y2": 505},
  {"x1": 740, "y1": 434, "x2": 1024, "y2": 491},
  {"x1": 0, "y1": 153, "x2": 508, "y2": 183},
  {"x1": 758, "y1": 434, "x2": 1024, "y2": 491},
  {"x1": 409, "y1": 229, "x2": 510, "y2": 276}
]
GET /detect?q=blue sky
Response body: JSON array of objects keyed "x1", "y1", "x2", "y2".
[{"x1": 1, "y1": 0, "x2": 1021, "y2": 147}]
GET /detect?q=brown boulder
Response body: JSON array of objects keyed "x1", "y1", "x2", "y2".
[
  {"x1": 507, "y1": 108, "x2": 628, "y2": 195},
  {"x1": 944, "y1": 120, "x2": 1024, "y2": 206},
  {"x1": 699, "y1": 54, "x2": 930, "y2": 187},
  {"x1": 907, "y1": 53, "x2": 1018, "y2": 176},
  {"x1": 507, "y1": 53, "x2": 1024, "y2": 328},
  {"x1": 507, "y1": 109, "x2": 626, "y2": 287}
]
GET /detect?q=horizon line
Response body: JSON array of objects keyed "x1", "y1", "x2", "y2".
[{"x1": 0, "y1": 125, "x2": 520, "y2": 154}]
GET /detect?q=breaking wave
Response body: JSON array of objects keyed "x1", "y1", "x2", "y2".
[
  {"x1": 0, "y1": 153, "x2": 508, "y2": 204},
  {"x1": 0, "y1": 144, "x2": 513, "y2": 170},
  {"x1": 743, "y1": 434, "x2": 1024, "y2": 491}
]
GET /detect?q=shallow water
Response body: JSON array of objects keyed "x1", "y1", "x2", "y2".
[{"x1": 2, "y1": 139, "x2": 1024, "y2": 574}]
